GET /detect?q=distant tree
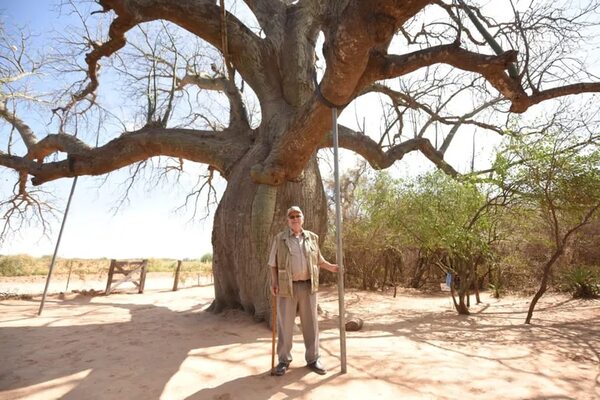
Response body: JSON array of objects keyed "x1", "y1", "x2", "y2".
[
  {"x1": 336, "y1": 170, "x2": 403, "y2": 291},
  {"x1": 492, "y1": 131, "x2": 600, "y2": 323},
  {"x1": 200, "y1": 252, "x2": 213, "y2": 263},
  {"x1": 393, "y1": 171, "x2": 501, "y2": 314}
]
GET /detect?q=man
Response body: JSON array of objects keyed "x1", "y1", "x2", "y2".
[{"x1": 268, "y1": 206, "x2": 339, "y2": 376}]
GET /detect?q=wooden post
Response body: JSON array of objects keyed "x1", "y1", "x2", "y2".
[
  {"x1": 105, "y1": 259, "x2": 116, "y2": 295},
  {"x1": 139, "y1": 259, "x2": 148, "y2": 293},
  {"x1": 65, "y1": 260, "x2": 74, "y2": 292},
  {"x1": 173, "y1": 260, "x2": 182, "y2": 291}
]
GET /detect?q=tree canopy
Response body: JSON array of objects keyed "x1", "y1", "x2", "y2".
[
  {"x1": 3, "y1": 0, "x2": 600, "y2": 318},
  {"x1": 3, "y1": 1, "x2": 600, "y2": 192}
]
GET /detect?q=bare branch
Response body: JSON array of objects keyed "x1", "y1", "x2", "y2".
[
  {"x1": 525, "y1": 83, "x2": 600, "y2": 109},
  {"x1": 320, "y1": 125, "x2": 458, "y2": 177},
  {"x1": 360, "y1": 81, "x2": 506, "y2": 156},
  {"x1": 176, "y1": 165, "x2": 219, "y2": 221},
  {"x1": 176, "y1": 67, "x2": 250, "y2": 129},
  {"x1": 0, "y1": 183, "x2": 58, "y2": 246},
  {"x1": 0, "y1": 102, "x2": 38, "y2": 150},
  {"x1": 438, "y1": 97, "x2": 505, "y2": 155},
  {"x1": 53, "y1": 13, "x2": 136, "y2": 113},
  {"x1": 364, "y1": 45, "x2": 527, "y2": 110},
  {"x1": 0, "y1": 127, "x2": 250, "y2": 186},
  {"x1": 97, "y1": 0, "x2": 269, "y2": 95}
]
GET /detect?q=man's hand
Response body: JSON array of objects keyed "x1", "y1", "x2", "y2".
[
  {"x1": 271, "y1": 283, "x2": 279, "y2": 296},
  {"x1": 320, "y1": 261, "x2": 339, "y2": 273}
]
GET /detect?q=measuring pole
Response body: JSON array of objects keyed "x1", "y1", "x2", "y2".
[
  {"x1": 38, "y1": 177, "x2": 78, "y2": 316},
  {"x1": 332, "y1": 107, "x2": 347, "y2": 373}
]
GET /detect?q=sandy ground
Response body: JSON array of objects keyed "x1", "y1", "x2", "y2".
[
  {"x1": 0, "y1": 272, "x2": 212, "y2": 296},
  {"x1": 0, "y1": 277, "x2": 598, "y2": 400}
]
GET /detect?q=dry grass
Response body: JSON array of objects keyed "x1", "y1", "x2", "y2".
[{"x1": 0, "y1": 255, "x2": 211, "y2": 277}]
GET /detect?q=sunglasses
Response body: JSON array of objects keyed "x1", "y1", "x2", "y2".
[{"x1": 288, "y1": 215, "x2": 302, "y2": 220}]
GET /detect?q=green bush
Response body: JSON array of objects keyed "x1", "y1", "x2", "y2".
[
  {"x1": 146, "y1": 258, "x2": 177, "y2": 272},
  {"x1": 0, "y1": 255, "x2": 36, "y2": 276},
  {"x1": 200, "y1": 253, "x2": 213, "y2": 263},
  {"x1": 561, "y1": 265, "x2": 600, "y2": 299}
]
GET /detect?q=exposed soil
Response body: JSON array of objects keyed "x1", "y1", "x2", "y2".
[{"x1": 0, "y1": 276, "x2": 598, "y2": 399}]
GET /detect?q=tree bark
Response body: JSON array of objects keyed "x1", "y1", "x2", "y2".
[{"x1": 209, "y1": 149, "x2": 327, "y2": 323}]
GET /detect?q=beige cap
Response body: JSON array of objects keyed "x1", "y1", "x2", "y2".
[{"x1": 286, "y1": 206, "x2": 303, "y2": 216}]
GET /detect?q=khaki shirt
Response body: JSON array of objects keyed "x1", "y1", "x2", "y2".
[{"x1": 268, "y1": 229, "x2": 325, "y2": 281}]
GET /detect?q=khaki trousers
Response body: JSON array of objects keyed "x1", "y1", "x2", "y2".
[{"x1": 277, "y1": 280, "x2": 319, "y2": 364}]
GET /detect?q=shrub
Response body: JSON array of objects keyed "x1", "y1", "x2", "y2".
[
  {"x1": 0, "y1": 255, "x2": 36, "y2": 276},
  {"x1": 561, "y1": 265, "x2": 600, "y2": 299}
]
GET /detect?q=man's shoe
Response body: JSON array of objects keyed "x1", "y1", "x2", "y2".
[
  {"x1": 274, "y1": 361, "x2": 289, "y2": 376},
  {"x1": 307, "y1": 360, "x2": 327, "y2": 375}
]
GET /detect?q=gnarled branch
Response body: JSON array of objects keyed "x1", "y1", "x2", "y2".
[
  {"x1": 177, "y1": 68, "x2": 249, "y2": 130},
  {"x1": 363, "y1": 45, "x2": 525, "y2": 108},
  {"x1": 0, "y1": 127, "x2": 251, "y2": 186},
  {"x1": 320, "y1": 125, "x2": 458, "y2": 177}
]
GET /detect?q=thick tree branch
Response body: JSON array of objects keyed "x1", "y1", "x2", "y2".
[
  {"x1": 320, "y1": 125, "x2": 458, "y2": 176},
  {"x1": 526, "y1": 83, "x2": 600, "y2": 109},
  {"x1": 242, "y1": 0, "x2": 286, "y2": 43},
  {"x1": 0, "y1": 152, "x2": 36, "y2": 171},
  {"x1": 318, "y1": 0, "x2": 430, "y2": 107},
  {"x1": 177, "y1": 71, "x2": 227, "y2": 92},
  {"x1": 362, "y1": 44, "x2": 527, "y2": 109},
  {"x1": 455, "y1": 0, "x2": 519, "y2": 79},
  {"x1": 250, "y1": 97, "x2": 331, "y2": 185},
  {"x1": 279, "y1": 2, "x2": 322, "y2": 107},
  {"x1": 364, "y1": 43, "x2": 600, "y2": 113},
  {"x1": 1, "y1": 127, "x2": 251, "y2": 185}
]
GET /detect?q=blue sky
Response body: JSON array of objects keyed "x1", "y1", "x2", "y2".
[{"x1": 0, "y1": 2, "x2": 217, "y2": 259}]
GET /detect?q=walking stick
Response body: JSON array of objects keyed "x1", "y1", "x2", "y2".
[{"x1": 270, "y1": 293, "x2": 277, "y2": 375}]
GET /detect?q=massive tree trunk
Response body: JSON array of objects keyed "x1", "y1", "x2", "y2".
[
  {"x1": 3, "y1": 0, "x2": 600, "y2": 324},
  {"x1": 210, "y1": 150, "x2": 327, "y2": 322}
]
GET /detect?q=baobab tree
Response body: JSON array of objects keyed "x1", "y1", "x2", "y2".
[{"x1": 2, "y1": 0, "x2": 600, "y2": 321}]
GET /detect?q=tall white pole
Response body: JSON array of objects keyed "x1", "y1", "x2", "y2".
[
  {"x1": 38, "y1": 177, "x2": 78, "y2": 316},
  {"x1": 332, "y1": 107, "x2": 347, "y2": 373}
]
